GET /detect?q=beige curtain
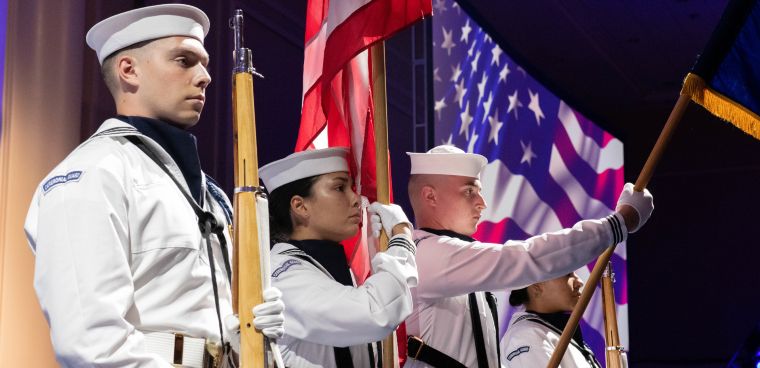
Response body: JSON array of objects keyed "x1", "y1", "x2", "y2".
[{"x1": 0, "y1": 0, "x2": 87, "y2": 365}]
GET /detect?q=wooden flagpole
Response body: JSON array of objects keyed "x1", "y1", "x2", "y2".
[
  {"x1": 370, "y1": 41, "x2": 400, "y2": 368},
  {"x1": 547, "y1": 94, "x2": 692, "y2": 367}
]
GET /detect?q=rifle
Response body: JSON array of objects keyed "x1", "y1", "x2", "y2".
[
  {"x1": 229, "y1": 9, "x2": 282, "y2": 368},
  {"x1": 601, "y1": 263, "x2": 626, "y2": 368}
]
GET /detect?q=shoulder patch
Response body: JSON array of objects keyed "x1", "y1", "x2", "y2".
[
  {"x1": 43, "y1": 171, "x2": 84, "y2": 193},
  {"x1": 413, "y1": 235, "x2": 433, "y2": 247},
  {"x1": 272, "y1": 259, "x2": 302, "y2": 278},
  {"x1": 507, "y1": 345, "x2": 530, "y2": 361}
]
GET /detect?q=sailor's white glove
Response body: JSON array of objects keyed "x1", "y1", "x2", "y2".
[
  {"x1": 222, "y1": 287, "x2": 285, "y2": 353},
  {"x1": 616, "y1": 182, "x2": 654, "y2": 233},
  {"x1": 368, "y1": 202, "x2": 413, "y2": 238},
  {"x1": 253, "y1": 287, "x2": 285, "y2": 339},
  {"x1": 223, "y1": 314, "x2": 242, "y2": 353}
]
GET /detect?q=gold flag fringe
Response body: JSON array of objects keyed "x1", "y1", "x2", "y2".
[{"x1": 681, "y1": 73, "x2": 760, "y2": 140}]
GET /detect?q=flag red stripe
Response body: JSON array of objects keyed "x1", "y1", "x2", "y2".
[
  {"x1": 321, "y1": 0, "x2": 432, "y2": 89},
  {"x1": 296, "y1": 83, "x2": 326, "y2": 151},
  {"x1": 305, "y1": 0, "x2": 329, "y2": 43}
]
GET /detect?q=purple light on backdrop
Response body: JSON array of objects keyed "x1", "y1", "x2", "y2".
[{"x1": 431, "y1": 0, "x2": 627, "y2": 362}]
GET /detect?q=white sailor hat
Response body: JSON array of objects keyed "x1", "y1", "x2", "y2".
[
  {"x1": 407, "y1": 145, "x2": 487, "y2": 178},
  {"x1": 260, "y1": 147, "x2": 350, "y2": 193},
  {"x1": 86, "y1": 4, "x2": 210, "y2": 65}
]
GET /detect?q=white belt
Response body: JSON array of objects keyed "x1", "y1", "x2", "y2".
[{"x1": 143, "y1": 331, "x2": 217, "y2": 368}]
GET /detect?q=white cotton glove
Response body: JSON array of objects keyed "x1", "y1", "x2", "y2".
[
  {"x1": 368, "y1": 202, "x2": 412, "y2": 238},
  {"x1": 222, "y1": 287, "x2": 285, "y2": 353},
  {"x1": 252, "y1": 287, "x2": 285, "y2": 339},
  {"x1": 223, "y1": 314, "x2": 242, "y2": 354},
  {"x1": 616, "y1": 182, "x2": 654, "y2": 233}
]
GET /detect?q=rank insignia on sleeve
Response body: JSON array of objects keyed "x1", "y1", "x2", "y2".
[
  {"x1": 507, "y1": 346, "x2": 530, "y2": 361},
  {"x1": 43, "y1": 171, "x2": 84, "y2": 193},
  {"x1": 272, "y1": 259, "x2": 302, "y2": 278}
]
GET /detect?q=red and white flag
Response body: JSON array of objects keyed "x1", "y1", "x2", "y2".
[{"x1": 297, "y1": 0, "x2": 432, "y2": 284}]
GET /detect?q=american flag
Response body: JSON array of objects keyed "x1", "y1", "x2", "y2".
[{"x1": 431, "y1": 0, "x2": 627, "y2": 362}]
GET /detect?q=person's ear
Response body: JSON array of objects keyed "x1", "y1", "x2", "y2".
[
  {"x1": 290, "y1": 195, "x2": 308, "y2": 222},
  {"x1": 117, "y1": 54, "x2": 140, "y2": 90},
  {"x1": 421, "y1": 185, "x2": 437, "y2": 207}
]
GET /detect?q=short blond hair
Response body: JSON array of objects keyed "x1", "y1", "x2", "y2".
[{"x1": 99, "y1": 40, "x2": 151, "y2": 95}]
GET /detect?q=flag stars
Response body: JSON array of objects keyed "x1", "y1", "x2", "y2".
[
  {"x1": 461, "y1": 19, "x2": 472, "y2": 44},
  {"x1": 487, "y1": 108, "x2": 504, "y2": 145},
  {"x1": 459, "y1": 102, "x2": 474, "y2": 139},
  {"x1": 467, "y1": 131, "x2": 479, "y2": 153},
  {"x1": 520, "y1": 140, "x2": 538, "y2": 166},
  {"x1": 434, "y1": 96, "x2": 447, "y2": 120},
  {"x1": 450, "y1": 63, "x2": 462, "y2": 82},
  {"x1": 433, "y1": 67, "x2": 442, "y2": 82},
  {"x1": 442, "y1": 134, "x2": 454, "y2": 146},
  {"x1": 467, "y1": 39, "x2": 476, "y2": 57},
  {"x1": 507, "y1": 90, "x2": 522, "y2": 118},
  {"x1": 454, "y1": 78, "x2": 467, "y2": 108},
  {"x1": 491, "y1": 45, "x2": 502, "y2": 66},
  {"x1": 528, "y1": 89, "x2": 545, "y2": 125},
  {"x1": 477, "y1": 72, "x2": 488, "y2": 102},
  {"x1": 470, "y1": 50, "x2": 481, "y2": 76},
  {"x1": 434, "y1": 0, "x2": 447, "y2": 13},
  {"x1": 441, "y1": 27, "x2": 456, "y2": 56},
  {"x1": 482, "y1": 92, "x2": 494, "y2": 118},
  {"x1": 498, "y1": 63, "x2": 510, "y2": 84}
]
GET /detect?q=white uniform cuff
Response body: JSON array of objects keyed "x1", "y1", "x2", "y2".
[{"x1": 606, "y1": 212, "x2": 628, "y2": 244}]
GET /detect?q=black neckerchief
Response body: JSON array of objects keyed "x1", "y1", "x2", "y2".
[
  {"x1": 419, "y1": 227, "x2": 476, "y2": 242},
  {"x1": 288, "y1": 239, "x2": 353, "y2": 286},
  {"x1": 118, "y1": 115, "x2": 203, "y2": 204},
  {"x1": 528, "y1": 311, "x2": 585, "y2": 347},
  {"x1": 288, "y1": 239, "x2": 356, "y2": 367}
]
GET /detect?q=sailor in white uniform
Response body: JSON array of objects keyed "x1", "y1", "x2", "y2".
[
  {"x1": 402, "y1": 145, "x2": 653, "y2": 368},
  {"x1": 24, "y1": 5, "x2": 283, "y2": 367},
  {"x1": 503, "y1": 273, "x2": 605, "y2": 368},
  {"x1": 259, "y1": 148, "x2": 419, "y2": 368}
]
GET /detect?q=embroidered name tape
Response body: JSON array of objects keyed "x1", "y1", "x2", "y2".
[
  {"x1": 507, "y1": 346, "x2": 530, "y2": 361},
  {"x1": 43, "y1": 171, "x2": 84, "y2": 193},
  {"x1": 272, "y1": 259, "x2": 302, "y2": 278}
]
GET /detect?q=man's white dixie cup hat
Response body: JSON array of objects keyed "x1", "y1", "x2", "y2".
[
  {"x1": 86, "y1": 4, "x2": 210, "y2": 65},
  {"x1": 407, "y1": 145, "x2": 487, "y2": 178}
]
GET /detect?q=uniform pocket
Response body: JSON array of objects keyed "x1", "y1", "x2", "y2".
[{"x1": 130, "y1": 180, "x2": 201, "y2": 254}]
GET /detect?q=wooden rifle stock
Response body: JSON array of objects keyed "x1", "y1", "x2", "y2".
[
  {"x1": 601, "y1": 263, "x2": 624, "y2": 368},
  {"x1": 230, "y1": 9, "x2": 268, "y2": 368}
]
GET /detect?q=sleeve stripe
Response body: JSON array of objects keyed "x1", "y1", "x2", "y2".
[
  {"x1": 388, "y1": 235, "x2": 415, "y2": 255},
  {"x1": 606, "y1": 214, "x2": 623, "y2": 244}
]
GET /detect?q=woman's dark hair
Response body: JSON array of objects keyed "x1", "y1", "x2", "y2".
[
  {"x1": 509, "y1": 287, "x2": 529, "y2": 307},
  {"x1": 267, "y1": 175, "x2": 320, "y2": 244}
]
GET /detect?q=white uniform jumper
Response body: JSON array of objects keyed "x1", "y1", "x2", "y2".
[
  {"x1": 502, "y1": 311, "x2": 601, "y2": 368},
  {"x1": 270, "y1": 237, "x2": 418, "y2": 368},
  {"x1": 405, "y1": 214, "x2": 626, "y2": 368},
  {"x1": 25, "y1": 118, "x2": 234, "y2": 367}
]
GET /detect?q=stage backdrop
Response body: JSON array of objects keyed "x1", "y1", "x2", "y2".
[{"x1": 431, "y1": 0, "x2": 627, "y2": 363}]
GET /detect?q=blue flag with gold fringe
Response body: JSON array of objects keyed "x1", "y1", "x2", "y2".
[{"x1": 682, "y1": 0, "x2": 760, "y2": 139}]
